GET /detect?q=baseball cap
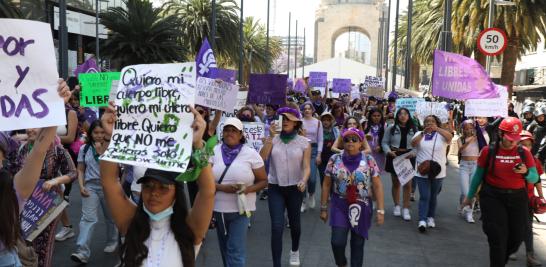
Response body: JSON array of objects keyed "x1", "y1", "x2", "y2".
[
  {"x1": 137, "y1": 168, "x2": 179, "y2": 185},
  {"x1": 223, "y1": 117, "x2": 244, "y2": 131}
]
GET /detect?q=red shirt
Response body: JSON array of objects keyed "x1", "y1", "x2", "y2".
[
  {"x1": 478, "y1": 146, "x2": 536, "y2": 190},
  {"x1": 527, "y1": 157, "x2": 544, "y2": 198}
]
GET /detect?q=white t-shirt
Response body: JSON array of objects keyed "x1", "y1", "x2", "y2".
[
  {"x1": 210, "y1": 144, "x2": 264, "y2": 212},
  {"x1": 412, "y1": 131, "x2": 449, "y2": 178},
  {"x1": 141, "y1": 216, "x2": 201, "y2": 267}
]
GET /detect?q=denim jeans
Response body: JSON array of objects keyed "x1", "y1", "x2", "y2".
[
  {"x1": 415, "y1": 177, "x2": 443, "y2": 222},
  {"x1": 268, "y1": 184, "x2": 304, "y2": 267},
  {"x1": 214, "y1": 212, "x2": 250, "y2": 267},
  {"x1": 0, "y1": 250, "x2": 21, "y2": 267},
  {"x1": 331, "y1": 226, "x2": 365, "y2": 267},
  {"x1": 459, "y1": 160, "x2": 477, "y2": 203},
  {"x1": 75, "y1": 179, "x2": 118, "y2": 259},
  {"x1": 307, "y1": 144, "x2": 319, "y2": 195}
]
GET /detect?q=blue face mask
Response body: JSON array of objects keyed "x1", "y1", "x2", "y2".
[{"x1": 143, "y1": 204, "x2": 174, "y2": 221}]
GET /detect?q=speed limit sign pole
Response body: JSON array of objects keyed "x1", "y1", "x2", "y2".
[{"x1": 478, "y1": 27, "x2": 508, "y2": 74}]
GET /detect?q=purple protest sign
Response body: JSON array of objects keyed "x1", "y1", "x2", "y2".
[
  {"x1": 74, "y1": 58, "x2": 99, "y2": 78},
  {"x1": 287, "y1": 78, "x2": 294, "y2": 91},
  {"x1": 196, "y1": 38, "x2": 218, "y2": 78},
  {"x1": 432, "y1": 50, "x2": 498, "y2": 100},
  {"x1": 212, "y1": 68, "x2": 237, "y2": 84},
  {"x1": 248, "y1": 74, "x2": 287, "y2": 105},
  {"x1": 332, "y1": 78, "x2": 352, "y2": 93},
  {"x1": 293, "y1": 78, "x2": 306, "y2": 93},
  {"x1": 308, "y1": 71, "x2": 327, "y2": 87}
]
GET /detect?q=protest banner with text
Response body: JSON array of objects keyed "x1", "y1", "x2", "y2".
[
  {"x1": 195, "y1": 77, "x2": 238, "y2": 112},
  {"x1": 396, "y1": 98, "x2": 425, "y2": 115},
  {"x1": 363, "y1": 76, "x2": 384, "y2": 88},
  {"x1": 332, "y1": 78, "x2": 352, "y2": 93},
  {"x1": 465, "y1": 84, "x2": 508, "y2": 118},
  {"x1": 248, "y1": 74, "x2": 287, "y2": 105},
  {"x1": 101, "y1": 63, "x2": 196, "y2": 172},
  {"x1": 367, "y1": 87, "x2": 385, "y2": 98},
  {"x1": 308, "y1": 72, "x2": 328, "y2": 88},
  {"x1": 393, "y1": 154, "x2": 416, "y2": 186},
  {"x1": 415, "y1": 101, "x2": 449, "y2": 123},
  {"x1": 79, "y1": 72, "x2": 120, "y2": 107},
  {"x1": 217, "y1": 121, "x2": 265, "y2": 152},
  {"x1": 0, "y1": 19, "x2": 66, "y2": 131}
]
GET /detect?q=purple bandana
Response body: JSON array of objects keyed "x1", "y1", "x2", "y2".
[
  {"x1": 424, "y1": 131, "x2": 437, "y2": 141},
  {"x1": 342, "y1": 152, "x2": 362, "y2": 173},
  {"x1": 221, "y1": 143, "x2": 243, "y2": 166}
]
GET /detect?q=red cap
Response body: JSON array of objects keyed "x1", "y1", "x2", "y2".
[
  {"x1": 499, "y1": 117, "x2": 523, "y2": 142},
  {"x1": 520, "y1": 130, "x2": 534, "y2": 142}
]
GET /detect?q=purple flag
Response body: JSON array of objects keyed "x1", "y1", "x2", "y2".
[
  {"x1": 293, "y1": 78, "x2": 306, "y2": 93},
  {"x1": 248, "y1": 74, "x2": 287, "y2": 105},
  {"x1": 332, "y1": 78, "x2": 352, "y2": 93},
  {"x1": 287, "y1": 78, "x2": 294, "y2": 91},
  {"x1": 73, "y1": 58, "x2": 99, "y2": 78},
  {"x1": 308, "y1": 71, "x2": 327, "y2": 87},
  {"x1": 196, "y1": 38, "x2": 218, "y2": 78},
  {"x1": 432, "y1": 50, "x2": 498, "y2": 100},
  {"x1": 211, "y1": 68, "x2": 237, "y2": 84}
]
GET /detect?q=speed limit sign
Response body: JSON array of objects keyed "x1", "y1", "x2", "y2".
[{"x1": 477, "y1": 28, "x2": 508, "y2": 56}]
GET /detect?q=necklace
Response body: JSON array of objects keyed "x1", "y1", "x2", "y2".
[{"x1": 146, "y1": 229, "x2": 170, "y2": 267}]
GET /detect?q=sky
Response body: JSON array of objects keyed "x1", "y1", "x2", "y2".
[{"x1": 153, "y1": 0, "x2": 410, "y2": 58}]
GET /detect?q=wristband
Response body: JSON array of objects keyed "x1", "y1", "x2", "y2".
[
  {"x1": 376, "y1": 209, "x2": 385, "y2": 215},
  {"x1": 176, "y1": 135, "x2": 217, "y2": 182}
]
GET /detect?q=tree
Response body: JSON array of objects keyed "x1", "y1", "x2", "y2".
[
  {"x1": 0, "y1": 0, "x2": 21, "y2": 18},
  {"x1": 99, "y1": 0, "x2": 187, "y2": 68},
  {"x1": 162, "y1": 0, "x2": 240, "y2": 64}
]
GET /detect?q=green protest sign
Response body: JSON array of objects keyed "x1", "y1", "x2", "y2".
[{"x1": 79, "y1": 72, "x2": 121, "y2": 107}]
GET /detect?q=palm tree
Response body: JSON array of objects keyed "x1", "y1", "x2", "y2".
[
  {"x1": 0, "y1": 0, "x2": 21, "y2": 18},
  {"x1": 162, "y1": 0, "x2": 240, "y2": 64},
  {"x1": 99, "y1": 0, "x2": 187, "y2": 68}
]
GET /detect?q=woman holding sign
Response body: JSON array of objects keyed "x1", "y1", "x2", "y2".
[
  {"x1": 0, "y1": 80, "x2": 71, "y2": 267},
  {"x1": 260, "y1": 107, "x2": 311, "y2": 267},
  {"x1": 320, "y1": 127, "x2": 385, "y2": 267},
  {"x1": 99, "y1": 102, "x2": 215, "y2": 267},
  {"x1": 411, "y1": 115, "x2": 452, "y2": 233},
  {"x1": 210, "y1": 118, "x2": 267, "y2": 267}
]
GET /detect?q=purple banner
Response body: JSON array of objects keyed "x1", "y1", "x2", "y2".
[
  {"x1": 212, "y1": 68, "x2": 237, "y2": 84},
  {"x1": 432, "y1": 50, "x2": 498, "y2": 100},
  {"x1": 73, "y1": 58, "x2": 99, "y2": 78},
  {"x1": 308, "y1": 71, "x2": 327, "y2": 88},
  {"x1": 248, "y1": 74, "x2": 287, "y2": 105},
  {"x1": 293, "y1": 78, "x2": 306, "y2": 93},
  {"x1": 332, "y1": 78, "x2": 352, "y2": 93},
  {"x1": 196, "y1": 38, "x2": 218, "y2": 78},
  {"x1": 20, "y1": 180, "x2": 63, "y2": 240}
]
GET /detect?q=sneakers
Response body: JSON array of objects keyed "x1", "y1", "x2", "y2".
[
  {"x1": 300, "y1": 202, "x2": 306, "y2": 213},
  {"x1": 418, "y1": 221, "x2": 426, "y2": 233},
  {"x1": 427, "y1": 217, "x2": 436, "y2": 228},
  {"x1": 55, "y1": 226, "x2": 75, "y2": 242},
  {"x1": 308, "y1": 195, "x2": 316, "y2": 209},
  {"x1": 402, "y1": 208, "x2": 411, "y2": 221},
  {"x1": 289, "y1": 250, "x2": 300, "y2": 266},
  {"x1": 527, "y1": 252, "x2": 542, "y2": 267},
  {"x1": 393, "y1": 205, "x2": 401, "y2": 217},
  {"x1": 463, "y1": 206, "x2": 475, "y2": 223},
  {"x1": 70, "y1": 251, "x2": 88, "y2": 264},
  {"x1": 104, "y1": 243, "x2": 118, "y2": 253},
  {"x1": 509, "y1": 253, "x2": 517, "y2": 261}
]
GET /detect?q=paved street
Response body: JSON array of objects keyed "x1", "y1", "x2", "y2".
[{"x1": 53, "y1": 155, "x2": 546, "y2": 267}]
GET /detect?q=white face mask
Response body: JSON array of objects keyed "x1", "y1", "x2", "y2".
[{"x1": 143, "y1": 203, "x2": 174, "y2": 221}]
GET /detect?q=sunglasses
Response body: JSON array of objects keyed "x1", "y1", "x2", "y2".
[
  {"x1": 343, "y1": 136, "x2": 360, "y2": 143},
  {"x1": 142, "y1": 181, "x2": 174, "y2": 193},
  {"x1": 311, "y1": 91, "x2": 321, "y2": 96}
]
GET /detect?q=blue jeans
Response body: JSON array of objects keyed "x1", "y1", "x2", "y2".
[
  {"x1": 214, "y1": 212, "x2": 249, "y2": 267},
  {"x1": 307, "y1": 144, "x2": 319, "y2": 195},
  {"x1": 75, "y1": 180, "x2": 118, "y2": 259},
  {"x1": 415, "y1": 177, "x2": 443, "y2": 222},
  {"x1": 331, "y1": 227, "x2": 365, "y2": 267},
  {"x1": 0, "y1": 250, "x2": 21, "y2": 267},
  {"x1": 268, "y1": 184, "x2": 304, "y2": 267},
  {"x1": 459, "y1": 160, "x2": 477, "y2": 204}
]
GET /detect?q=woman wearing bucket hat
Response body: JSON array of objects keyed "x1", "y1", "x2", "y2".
[
  {"x1": 260, "y1": 107, "x2": 311, "y2": 267},
  {"x1": 463, "y1": 117, "x2": 539, "y2": 267},
  {"x1": 320, "y1": 127, "x2": 384, "y2": 267},
  {"x1": 100, "y1": 102, "x2": 216, "y2": 267},
  {"x1": 210, "y1": 118, "x2": 267, "y2": 267}
]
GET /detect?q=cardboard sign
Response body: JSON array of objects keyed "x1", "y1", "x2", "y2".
[
  {"x1": 0, "y1": 19, "x2": 66, "y2": 131},
  {"x1": 415, "y1": 101, "x2": 449, "y2": 123},
  {"x1": 217, "y1": 121, "x2": 265, "y2": 152},
  {"x1": 221, "y1": 91, "x2": 248, "y2": 118},
  {"x1": 248, "y1": 74, "x2": 287, "y2": 105},
  {"x1": 332, "y1": 78, "x2": 352, "y2": 93},
  {"x1": 395, "y1": 98, "x2": 425, "y2": 115},
  {"x1": 364, "y1": 76, "x2": 384, "y2": 88},
  {"x1": 393, "y1": 154, "x2": 415, "y2": 186},
  {"x1": 308, "y1": 72, "x2": 328, "y2": 88},
  {"x1": 195, "y1": 77, "x2": 238, "y2": 112},
  {"x1": 101, "y1": 63, "x2": 196, "y2": 172},
  {"x1": 465, "y1": 84, "x2": 508, "y2": 117},
  {"x1": 367, "y1": 87, "x2": 385, "y2": 98},
  {"x1": 79, "y1": 72, "x2": 120, "y2": 107}
]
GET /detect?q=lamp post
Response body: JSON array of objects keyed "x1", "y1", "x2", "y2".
[
  {"x1": 266, "y1": 0, "x2": 270, "y2": 71},
  {"x1": 391, "y1": 0, "x2": 400, "y2": 92},
  {"x1": 302, "y1": 27, "x2": 305, "y2": 78},
  {"x1": 404, "y1": 0, "x2": 413, "y2": 89},
  {"x1": 485, "y1": 0, "x2": 516, "y2": 74},
  {"x1": 59, "y1": 0, "x2": 68, "y2": 79},
  {"x1": 238, "y1": 0, "x2": 244, "y2": 84},
  {"x1": 439, "y1": 0, "x2": 452, "y2": 52},
  {"x1": 384, "y1": 0, "x2": 391, "y2": 91},
  {"x1": 211, "y1": 0, "x2": 216, "y2": 50},
  {"x1": 294, "y1": 20, "x2": 297, "y2": 79},
  {"x1": 287, "y1": 12, "x2": 291, "y2": 78}
]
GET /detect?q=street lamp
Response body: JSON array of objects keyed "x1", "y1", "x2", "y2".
[{"x1": 486, "y1": 0, "x2": 517, "y2": 73}]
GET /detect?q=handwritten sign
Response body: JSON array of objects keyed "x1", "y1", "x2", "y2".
[
  {"x1": 395, "y1": 98, "x2": 425, "y2": 115},
  {"x1": 415, "y1": 101, "x2": 449, "y2": 123},
  {"x1": 101, "y1": 63, "x2": 196, "y2": 172},
  {"x1": 79, "y1": 72, "x2": 120, "y2": 107},
  {"x1": 332, "y1": 78, "x2": 352, "y2": 93},
  {"x1": 248, "y1": 74, "x2": 287, "y2": 104},
  {"x1": 364, "y1": 76, "x2": 384, "y2": 88},
  {"x1": 465, "y1": 84, "x2": 508, "y2": 118},
  {"x1": 0, "y1": 19, "x2": 66, "y2": 131},
  {"x1": 393, "y1": 154, "x2": 415, "y2": 186},
  {"x1": 195, "y1": 77, "x2": 238, "y2": 112},
  {"x1": 367, "y1": 87, "x2": 384, "y2": 98},
  {"x1": 221, "y1": 91, "x2": 247, "y2": 118},
  {"x1": 351, "y1": 86, "x2": 361, "y2": 100},
  {"x1": 217, "y1": 121, "x2": 265, "y2": 152},
  {"x1": 309, "y1": 72, "x2": 328, "y2": 87}
]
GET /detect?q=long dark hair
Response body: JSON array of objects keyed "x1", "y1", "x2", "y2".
[
  {"x1": 0, "y1": 170, "x2": 19, "y2": 250},
  {"x1": 120, "y1": 183, "x2": 195, "y2": 267},
  {"x1": 86, "y1": 120, "x2": 103, "y2": 145},
  {"x1": 365, "y1": 108, "x2": 385, "y2": 142},
  {"x1": 390, "y1": 108, "x2": 417, "y2": 135},
  {"x1": 343, "y1": 116, "x2": 362, "y2": 130}
]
